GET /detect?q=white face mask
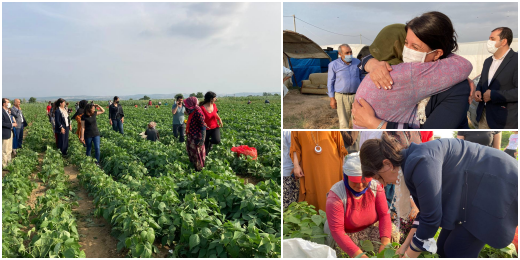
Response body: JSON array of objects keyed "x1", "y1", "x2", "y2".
[
  {"x1": 487, "y1": 40, "x2": 500, "y2": 54},
  {"x1": 7, "y1": 103, "x2": 11, "y2": 109},
  {"x1": 402, "y1": 45, "x2": 437, "y2": 63}
]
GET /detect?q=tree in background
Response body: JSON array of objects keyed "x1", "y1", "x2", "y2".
[
  {"x1": 28, "y1": 97, "x2": 37, "y2": 103},
  {"x1": 263, "y1": 92, "x2": 270, "y2": 96},
  {"x1": 139, "y1": 95, "x2": 150, "y2": 100},
  {"x1": 189, "y1": 93, "x2": 196, "y2": 97},
  {"x1": 196, "y1": 92, "x2": 203, "y2": 98},
  {"x1": 22, "y1": 98, "x2": 26, "y2": 103},
  {"x1": 129, "y1": 98, "x2": 133, "y2": 100}
]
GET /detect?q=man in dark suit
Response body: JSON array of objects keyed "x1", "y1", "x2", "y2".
[
  {"x1": 475, "y1": 27, "x2": 518, "y2": 129},
  {"x1": 2, "y1": 98, "x2": 16, "y2": 168}
]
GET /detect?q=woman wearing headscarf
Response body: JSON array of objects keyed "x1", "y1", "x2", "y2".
[
  {"x1": 359, "y1": 133, "x2": 517, "y2": 257},
  {"x1": 352, "y1": 12, "x2": 473, "y2": 129},
  {"x1": 290, "y1": 131, "x2": 347, "y2": 212},
  {"x1": 73, "y1": 100, "x2": 88, "y2": 142},
  {"x1": 324, "y1": 153, "x2": 398, "y2": 258},
  {"x1": 184, "y1": 96, "x2": 207, "y2": 171}
]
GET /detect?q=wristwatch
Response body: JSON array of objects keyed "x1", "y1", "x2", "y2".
[{"x1": 376, "y1": 120, "x2": 386, "y2": 129}]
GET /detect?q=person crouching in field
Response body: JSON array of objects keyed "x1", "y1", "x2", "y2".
[
  {"x1": 324, "y1": 153, "x2": 399, "y2": 258},
  {"x1": 184, "y1": 96, "x2": 207, "y2": 171},
  {"x1": 145, "y1": 122, "x2": 159, "y2": 142}
]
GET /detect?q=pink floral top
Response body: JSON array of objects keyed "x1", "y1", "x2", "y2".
[{"x1": 354, "y1": 54, "x2": 473, "y2": 128}]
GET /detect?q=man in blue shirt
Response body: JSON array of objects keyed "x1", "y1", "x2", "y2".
[{"x1": 327, "y1": 44, "x2": 362, "y2": 129}]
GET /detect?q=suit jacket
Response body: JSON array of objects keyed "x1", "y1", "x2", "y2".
[
  {"x1": 476, "y1": 49, "x2": 518, "y2": 129},
  {"x1": 402, "y1": 139, "x2": 517, "y2": 249},
  {"x1": 387, "y1": 80, "x2": 470, "y2": 129},
  {"x1": 54, "y1": 108, "x2": 70, "y2": 134},
  {"x1": 10, "y1": 106, "x2": 27, "y2": 129},
  {"x1": 2, "y1": 109, "x2": 13, "y2": 139}
]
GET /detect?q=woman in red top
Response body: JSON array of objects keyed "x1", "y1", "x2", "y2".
[
  {"x1": 200, "y1": 91, "x2": 223, "y2": 155},
  {"x1": 420, "y1": 131, "x2": 434, "y2": 143},
  {"x1": 46, "y1": 101, "x2": 52, "y2": 115},
  {"x1": 325, "y1": 153, "x2": 396, "y2": 258}
]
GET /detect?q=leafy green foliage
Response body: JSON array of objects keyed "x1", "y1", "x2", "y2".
[
  {"x1": 283, "y1": 202, "x2": 328, "y2": 244},
  {"x1": 479, "y1": 243, "x2": 517, "y2": 258}
]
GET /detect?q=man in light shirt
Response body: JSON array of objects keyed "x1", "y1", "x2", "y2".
[
  {"x1": 327, "y1": 44, "x2": 362, "y2": 129},
  {"x1": 475, "y1": 27, "x2": 517, "y2": 129},
  {"x1": 10, "y1": 99, "x2": 27, "y2": 151}
]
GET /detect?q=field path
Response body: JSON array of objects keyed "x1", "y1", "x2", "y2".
[{"x1": 65, "y1": 165, "x2": 124, "y2": 258}]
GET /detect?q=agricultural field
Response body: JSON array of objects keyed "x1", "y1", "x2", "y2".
[
  {"x1": 2, "y1": 96, "x2": 281, "y2": 258},
  {"x1": 283, "y1": 202, "x2": 518, "y2": 258}
]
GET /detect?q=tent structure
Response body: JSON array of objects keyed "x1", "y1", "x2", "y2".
[
  {"x1": 455, "y1": 38, "x2": 518, "y2": 80},
  {"x1": 283, "y1": 30, "x2": 331, "y2": 89}
]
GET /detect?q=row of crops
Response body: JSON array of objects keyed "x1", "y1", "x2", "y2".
[{"x1": 3, "y1": 96, "x2": 282, "y2": 257}]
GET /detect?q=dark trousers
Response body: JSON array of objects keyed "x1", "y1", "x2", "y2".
[
  {"x1": 14, "y1": 127, "x2": 23, "y2": 149},
  {"x1": 204, "y1": 127, "x2": 221, "y2": 155},
  {"x1": 504, "y1": 149, "x2": 516, "y2": 158},
  {"x1": 57, "y1": 127, "x2": 69, "y2": 156},
  {"x1": 112, "y1": 119, "x2": 124, "y2": 134},
  {"x1": 173, "y1": 124, "x2": 186, "y2": 142},
  {"x1": 436, "y1": 225, "x2": 485, "y2": 258},
  {"x1": 86, "y1": 135, "x2": 101, "y2": 163}
]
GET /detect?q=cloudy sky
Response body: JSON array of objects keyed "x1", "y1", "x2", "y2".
[
  {"x1": 3, "y1": 2, "x2": 281, "y2": 98},
  {"x1": 283, "y1": 2, "x2": 517, "y2": 46}
]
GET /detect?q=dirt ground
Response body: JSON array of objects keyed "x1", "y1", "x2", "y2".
[
  {"x1": 283, "y1": 88, "x2": 340, "y2": 129},
  {"x1": 65, "y1": 165, "x2": 125, "y2": 258}
]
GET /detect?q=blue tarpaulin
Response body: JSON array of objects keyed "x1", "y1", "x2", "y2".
[
  {"x1": 290, "y1": 51, "x2": 339, "y2": 87},
  {"x1": 290, "y1": 58, "x2": 322, "y2": 88}
]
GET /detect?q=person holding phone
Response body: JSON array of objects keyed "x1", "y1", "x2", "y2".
[{"x1": 172, "y1": 95, "x2": 186, "y2": 143}]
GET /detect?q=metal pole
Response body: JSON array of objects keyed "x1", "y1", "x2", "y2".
[{"x1": 293, "y1": 15, "x2": 296, "y2": 32}]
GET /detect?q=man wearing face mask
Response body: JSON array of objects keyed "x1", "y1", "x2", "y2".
[
  {"x1": 475, "y1": 27, "x2": 518, "y2": 129},
  {"x1": 327, "y1": 44, "x2": 363, "y2": 129},
  {"x1": 2, "y1": 98, "x2": 16, "y2": 168}
]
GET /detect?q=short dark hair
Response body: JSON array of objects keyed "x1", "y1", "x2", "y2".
[
  {"x1": 405, "y1": 11, "x2": 458, "y2": 59},
  {"x1": 492, "y1": 27, "x2": 513, "y2": 46},
  {"x1": 357, "y1": 46, "x2": 371, "y2": 60},
  {"x1": 114, "y1": 96, "x2": 119, "y2": 102},
  {"x1": 359, "y1": 132, "x2": 403, "y2": 180},
  {"x1": 175, "y1": 94, "x2": 184, "y2": 101},
  {"x1": 2, "y1": 98, "x2": 7, "y2": 104}
]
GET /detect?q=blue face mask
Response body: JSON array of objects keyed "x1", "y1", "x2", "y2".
[{"x1": 343, "y1": 55, "x2": 353, "y2": 63}]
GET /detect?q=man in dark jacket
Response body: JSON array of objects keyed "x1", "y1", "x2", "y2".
[
  {"x1": 475, "y1": 27, "x2": 518, "y2": 129},
  {"x1": 2, "y1": 98, "x2": 16, "y2": 168}
]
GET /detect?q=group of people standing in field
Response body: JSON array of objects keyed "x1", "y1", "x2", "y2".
[
  {"x1": 283, "y1": 131, "x2": 518, "y2": 258},
  {"x1": 2, "y1": 98, "x2": 27, "y2": 168},
  {"x1": 40, "y1": 92, "x2": 223, "y2": 172},
  {"x1": 172, "y1": 92, "x2": 224, "y2": 171}
]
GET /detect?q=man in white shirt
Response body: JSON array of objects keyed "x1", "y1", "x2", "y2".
[
  {"x1": 2, "y1": 98, "x2": 16, "y2": 168},
  {"x1": 475, "y1": 27, "x2": 518, "y2": 129}
]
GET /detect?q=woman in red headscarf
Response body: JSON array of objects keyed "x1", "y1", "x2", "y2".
[{"x1": 184, "y1": 97, "x2": 207, "y2": 171}]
